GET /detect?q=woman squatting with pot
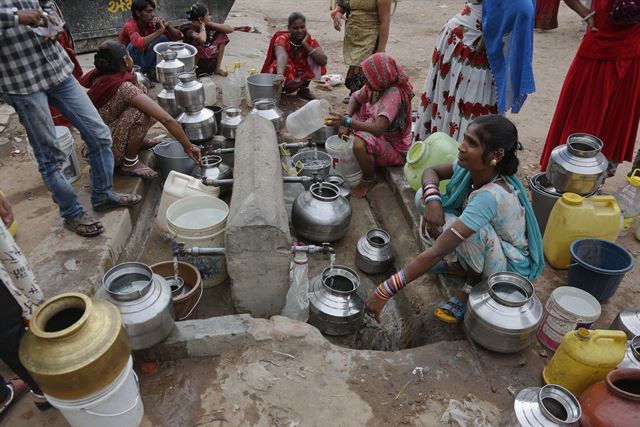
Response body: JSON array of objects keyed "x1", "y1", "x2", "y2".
[{"x1": 364, "y1": 115, "x2": 544, "y2": 324}]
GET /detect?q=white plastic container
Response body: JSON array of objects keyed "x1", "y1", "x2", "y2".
[
  {"x1": 199, "y1": 75, "x2": 217, "y2": 106},
  {"x1": 285, "y1": 99, "x2": 330, "y2": 139},
  {"x1": 156, "y1": 170, "x2": 220, "y2": 233},
  {"x1": 45, "y1": 357, "x2": 143, "y2": 427},
  {"x1": 616, "y1": 169, "x2": 640, "y2": 236},
  {"x1": 245, "y1": 67, "x2": 258, "y2": 106},
  {"x1": 281, "y1": 251, "x2": 310, "y2": 322},
  {"x1": 537, "y1": 286, "x2": 602, "y2": 351},
  {"x1": 222, "y1": 71, "x2": 242, "y2": 107},
  {"x1": 167, "y1": 195, "x2": 229, "y2": 288},
  {"x1": 325, "y1": 134, "x2": 362, "y2": 188},
  {"x1": 28, "y1": 126, "x2": 81, "y2": 183}
]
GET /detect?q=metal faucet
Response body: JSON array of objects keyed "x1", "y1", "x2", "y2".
[
  {"x1": 202, "y1": 174, "x2": 325, "y2": 187},
  {"x1": 291, "y1": 242, "x2": 335, "y2": 255},
  {"x1": 172, "y1": 242, "x2": 225, "y2": 257}
]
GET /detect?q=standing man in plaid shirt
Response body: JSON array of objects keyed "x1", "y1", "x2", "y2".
[{"x1": 0, "y1": 0, "x2": 142, "y2": 237}]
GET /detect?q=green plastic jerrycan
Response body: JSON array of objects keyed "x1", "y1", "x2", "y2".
[{"x1": 404, "y1": 132, "x2": 459, "y2": 193}]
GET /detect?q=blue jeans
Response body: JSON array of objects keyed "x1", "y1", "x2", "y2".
[
  {"x1": 5, "y1": 76, "x2": 114, "y2": 219},
  {"x1": 127, "y1": 34, "x2": 168, "y2": 74}
]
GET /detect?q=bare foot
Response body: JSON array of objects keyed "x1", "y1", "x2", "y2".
[
  {"x1": 214, "y1": 68, "x2": 228, "y2": 77},
  {"x1": 351, "y1": 178, "x2": 376, "y2": 199}
]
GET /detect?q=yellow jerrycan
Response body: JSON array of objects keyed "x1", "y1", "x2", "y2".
[
  {"x1": 543, "y1": 193, "x2": 620, "y2": 269},
  {"x1": 543, "y1": 328, "x2": 627, "y2": 396}
]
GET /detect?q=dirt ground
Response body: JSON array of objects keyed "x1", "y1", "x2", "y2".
[{"x1": 1, "y1": 1, "x2": 639, "y2": 426}]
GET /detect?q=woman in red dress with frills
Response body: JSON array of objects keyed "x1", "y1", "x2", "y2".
[{"x1": 540, "y1": 0, "x2": 640, "y2": 175}]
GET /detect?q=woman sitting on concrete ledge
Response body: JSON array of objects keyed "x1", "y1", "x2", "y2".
[
  {"x1": 364, "y1": 115, "x2": 544, "y2": 324},
  {"x1": 80, "y1": 41, "x2": 201, "y2": 179}
]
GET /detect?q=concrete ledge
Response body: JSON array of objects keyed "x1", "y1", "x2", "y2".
[{"x1": 384, "y1": 167, "x2": 422, "y2": 249}]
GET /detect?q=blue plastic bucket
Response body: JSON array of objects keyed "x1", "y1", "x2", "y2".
[{"x1": 568, "y1": 239, "x2": 634, "y2": 302}]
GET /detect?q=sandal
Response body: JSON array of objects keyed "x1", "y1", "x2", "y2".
[
  {"x1": 351, "y1": 177, "x2": 377, "y2": 199},
  {"x1": 434, "y1": 296, "x2": 467, "y2": 324},
  {"x1": 297, "y1": 88, "x2": 315, "y2": 100},
  {"x1": 0, "y1": 378, "x2": 28, "y2": 420},
  {"x1": 118, "y1": 156, "x2": 157, "y2": 180},
  {"x1": 93, "y1": 193, "x2": 142, "y2": 212},
  {"x1": 214, "y1": 68, "x2": 228, "y2": 77},
  {"x1": 64, "y1": 213, "x2": 104, "y2": 237}
]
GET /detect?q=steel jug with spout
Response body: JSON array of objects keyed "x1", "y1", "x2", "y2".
[
  {"x1": 102, "y1": 262, "x2": 175, "y2": 351},
  {"x1": 355, "y1": 229, "x2": 393, "y2": 274},
  {"x1": 546, "y1": 134, "x2": 608, "y2": 195},
  {"x1": 220, "y1": 106, "x2": 244, "y2": 140},
  {"x1": 177, "y1": 108, "x2": 216, "y2": 142},
  {"x1": 156, "y1": 50, "x2": 185, "y2": 90},
  {"x1": 292, "y1": 182, "x2": 352, "y2": 242},
  {"x1": 132, "y1": 65, "x2": 150, "y2": 92},
  {"x1": 157, "y1": 88, "x2": 182, "y2": 117},
  {"x1": 175, "y1": 71, "x2": 205, "y2": 113},
  {"x1": 251, "y1": 98, "x2": 284, "y2": 133},
  {"x1": 513, "y1": 385, "x2": 581, "y2": 426}
]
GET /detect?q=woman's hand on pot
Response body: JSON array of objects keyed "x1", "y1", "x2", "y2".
[
  {"x1": 364, "y1": 292, "x2": 387, "y2": 323},
  {"x1": 338, "y1": 125, "x2": 352, "y2": 137},
  {"x1": 184, "y1": 144, "x2": 202, "y2": 165},
  {"x1": 273, "y1": 74, "x2": 285, "y2": 88},
  {"x1": 422, "y1": 201, "x2": 445, "y2": 239},
  {"x1": 325, "y1": 111, "x2": 344, "y2": 127}
]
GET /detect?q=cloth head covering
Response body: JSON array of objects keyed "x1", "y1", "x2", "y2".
[
  {"x1": 439, "y1": 163, "x2": 544, "y2": 280},
  {"x1": 482, "y1": 0, "x2": 536, "y2": 113},
  {"x1": 79, "y1": 70, "x2": 135, "y2": 109},
  {"x1": 360, "y1": 52, "x2": 415, "y2": 131}
]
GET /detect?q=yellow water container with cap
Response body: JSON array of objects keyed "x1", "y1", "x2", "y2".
[
  {"x1": 543, "y1": 192, "x2": 620, "y2": 269},
  {"x1": 543, "y1": 328, "x2": 627, "y2": 396}
]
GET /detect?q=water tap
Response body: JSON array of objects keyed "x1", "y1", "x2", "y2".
[
  {"x1": 172, "y1": 242, "x2": 225, "y2": 257},
  {"x1": 291, "y1": 242, "x2": 335, "y2": 255}
]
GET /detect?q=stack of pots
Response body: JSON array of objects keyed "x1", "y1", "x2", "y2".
[
  {"x1": 175, "y1": 71, "x2": 217, "y2": 143},
  {"x1": 530, "y1": 134, "x2": 607, "y2": 235},
  {"x1": 19, "y1": 293, "x2": 144, "y2": 427},
  {"x1": 156, "y1": 50, "x2": 185, "y2": 118},
  {"x1": 154, "y1": 42, "x2": 197, "y2": 72}
]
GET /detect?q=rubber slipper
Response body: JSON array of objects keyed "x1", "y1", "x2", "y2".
[
  {"x1": 0, "y1": 378, "x2": 29, "y2": 421},
  {"x1": 64, "y1": 213, "x2": 104, "y2": 237},
  {"x1": 434, "y1": 296, "x2": 467, "y2": 324},
  {"x1": 117, "y1": 163, "x2": 157, "y2": 180},
  {"x1": 93, "y1": 193, "x2": 142, "y2": 212}
]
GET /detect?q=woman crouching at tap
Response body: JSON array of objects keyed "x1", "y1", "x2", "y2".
[
  {"x1": 80, "y1": 40, "x2": 201, "y2": 179},
  {"x1": 365, "y1": 115, "x2": 544, "y2": 324}
]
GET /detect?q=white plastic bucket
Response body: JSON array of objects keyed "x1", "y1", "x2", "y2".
[
  {"x1": 537, "y1": 286, "x2": 602, "y2": 351},
  {"x1": 325, "y1": 135, "x2": 362, "y2": 188},
  {"x1": 156, "y1": 170, "x2": 220, "y2": 233},
  {"x1": 45, "y1": 357, "x2": 143, "y2": 427},
  {"x1": 28, "y1": 126, "x2": 81, "y2": 183},
  {"x1": 167, "y1": 195, "x2": 229, "y2": 287}
]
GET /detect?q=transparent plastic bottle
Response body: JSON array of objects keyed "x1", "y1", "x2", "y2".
[
  {"x1": 199, "y1": 74, "x2": 217, "y2": 106},
  {"x1": 233, "y1": 60, "x2": 247, "y2": 102},
  {"x1": 245, "y1": 66, "x2": 258, "y2": 106},
  {"x1": 285, "y1": 99, "x2": 331, "y2": 139},
  {"x1": 281, "y1": 251, "x2": 309, "y2": 322},
  {"x1": 616, "y1": 169, "x2": 640, "y2": 237},
  {"x1": 222, "y1": 64, "x2": 241, "y2": 107}
]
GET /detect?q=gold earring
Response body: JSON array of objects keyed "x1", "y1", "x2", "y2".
[{"x1": 490, "y1": 159, "x2": 497, "y2": 167}]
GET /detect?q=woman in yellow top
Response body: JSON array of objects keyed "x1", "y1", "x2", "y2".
[{"x1": 332, "y1": 0, "x2": 393, "y2": 101}]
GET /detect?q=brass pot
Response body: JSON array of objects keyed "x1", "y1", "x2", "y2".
[{"x1": 19, "y1": 293, "x2": 130, "y2": 400}]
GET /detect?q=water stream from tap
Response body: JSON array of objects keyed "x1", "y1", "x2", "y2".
[
  {"x1": 328, "y1": 252, "x2": 336, "y2": 287},
  {"x1": 173, "y1": 255, "x2": 180, "y2": 280}
]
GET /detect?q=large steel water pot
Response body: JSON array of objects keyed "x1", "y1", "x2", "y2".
[
  {"x1": 154, "y1": 42, "x2": 197, "y2": 71},
  {"x1": 251, "y1": 98, "x2": 284, "y2": 133},
  {"x1": 193, "y1": 155, "x2": 233, "y2": 196},
  {"x1": 132, "y1": 65, "x2": 151, "y2": 92},
  {"x1": 102, "y1": 262, "x2": 175, "y2": 351},
  {"x1": 156, "y1": 50, "x2": 185, "y2": 90},
  {"x1": 174, "y1": 71, "x2": 205, "y2": 113},
  {"x1": 546, "y1": 134, "x2": 608, "y2": 195},
  {"x1": 308, "y1": 265, "x2": 364, "y2": 336},
  {"x1": 177, "y1": 107, "x2": 217, "y2": 142},
  {"x1": 291, "y1": 149, "x2": 332, "y2": 188},
  {"x1": 157, "y1": 88, "x2": 182, "y2": 118},
  {"x1": 292, "y1": 182, "x2": 352, "y2": 242},
  {"x1": 464, "y1": 272, "x2": 543, "y2": 353},
  {"x1": 355, "y1": 229, "x2": 393, "y2": 274},
  {"x1": 19, "y1": 293, "x2": 131, "y2": 400},
  {"x1": 513, "y1": 384, "x2": 581, "y2": 426},
  {"x1": 220, "y1": 106, "x2": 244, "y2": 140},
  {"x1": 152, "y1": 139, "x2": 197, "y2": 181}
]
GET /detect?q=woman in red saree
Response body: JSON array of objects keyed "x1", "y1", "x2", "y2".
[
  {"x1": 535, "y1": 0, "x2": 561, "y2": 31},
  {"x1": 540, "y1": 0, "x2": 640, "y2": 176},
  {"x1": 262, "y1": 12, "x2": 327, "y2": 100}
]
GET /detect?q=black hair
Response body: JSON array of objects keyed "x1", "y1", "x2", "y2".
[
  {"x1": 186, "y1": 3, "x2": 208, "y2": 21},
  {"x1": 470, "y1": 115, "x2": 520, "y2": 176},
  {"x1": 94, "y1": 40, "x2": 128, "y2": 75},
  {"x1": 288, "y1": 12, "x2": 306, "y2": 28},
  {"x1": 131, "y1": 0, "x2": 156, "y2": 19}
]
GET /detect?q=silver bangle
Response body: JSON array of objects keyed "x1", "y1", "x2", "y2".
[
  {"x1": 12, "y1": 7, "x2": 19, "y2": 27},
  {"x1": 582, "y1": 11, "x2": 595, "y2": 22}
]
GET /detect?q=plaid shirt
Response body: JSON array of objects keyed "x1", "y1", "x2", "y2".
[{"x1": 0, "y1": 0, "x2": 73, "y2": 95}]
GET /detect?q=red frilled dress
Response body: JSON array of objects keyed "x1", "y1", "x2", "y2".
[
  {"x1": 540, "y1": 0, "x2": 640, "y2": 170},
  {"x1": 535, "y1": 0, "x2": 561, "y2": 30}
]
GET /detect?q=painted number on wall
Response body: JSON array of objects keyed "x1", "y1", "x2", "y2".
[{"x1": 108, "y1": 0, "x2": 133, "y2": 13}]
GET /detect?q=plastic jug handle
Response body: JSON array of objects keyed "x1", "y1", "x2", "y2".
[
  {"x1": 628, "y1": 168, "x2": 640, "y2": 182},
  {"x1": 593, "y1": 330, "x2": 628, "y2": 346},
  {"x1": 591, "y1": 195, "x2": 618, "y2": 209}
]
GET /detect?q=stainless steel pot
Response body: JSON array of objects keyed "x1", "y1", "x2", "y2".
[
  {"x1": 192, "y1": 155, "x2": 233, "y2": 195},
  {"x1": 464, "y1": 272, "x2": 543, "y2": 353},
  {"x1": 610, "y1": 310, "x2": 640, "y2": 339},
  {"x1": 102, "y1": 262, "x2": 175, "y2": 351},
  {"x1": 133, "y1": 65, "x2": 150, "y2": 92},
  {"x1": 326, "y1": 174, "x2": 350, "y2": 198},
  {"x1": 291, "y1": 150, "x2": 332, "y2": 189},
  {"x1": 246, "y1": 73, "x2": 281, "y2": 104},
  {"x1": 252, "y1": 98, "x2": 284, "y2": 133},
  {"x1": 309, "y1": 125, "x2": 338, "y2": 146},
  {"x1": 156, "y1": 50, "x2": 185, "y2": 90},
  {"x1": 154, "y1": 42, "x2": 197, "y2": 71},
  {"x1": 546, "y1": 134, "x2": 608, "y2": 195},
  {"x1": 175, "y1": 71, "x2": 205, "y2": 113},
  {"x1": 618, "y1": 336, "x2": 640, "y2": 369},
  {"x1": 152, "y1": 139, "x2": 197, "y2": 181},
  {"x1": 220, "y1": 106, "x2": 243, "y2": 140},
  {"x1": 355, "y1": 229, "x2": 393, "y2": 274},
  {"x1": 177, "y1": 107, "x2": 217, "y2": 142},
  {"x1": 157, "y1": 88, "x2": 182, "y2": 118},
  {"x1": 292, "y1": 182, "x2": 352, "y2": 242},
  {"x1": 308, "y1": 265, "x2": 364, "y2": 336},
  {"x1": 514, "y1": 385, "x2": 581, "y2": 426}
]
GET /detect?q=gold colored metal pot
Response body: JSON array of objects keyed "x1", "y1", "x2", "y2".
[{"x1": 19, "y1": 293, "x2": 130, "y2": 400}]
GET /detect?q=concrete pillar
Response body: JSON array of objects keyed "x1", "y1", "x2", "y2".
[{"x1": 225, "y1": 113, "x2": 291, "y2": 317}]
